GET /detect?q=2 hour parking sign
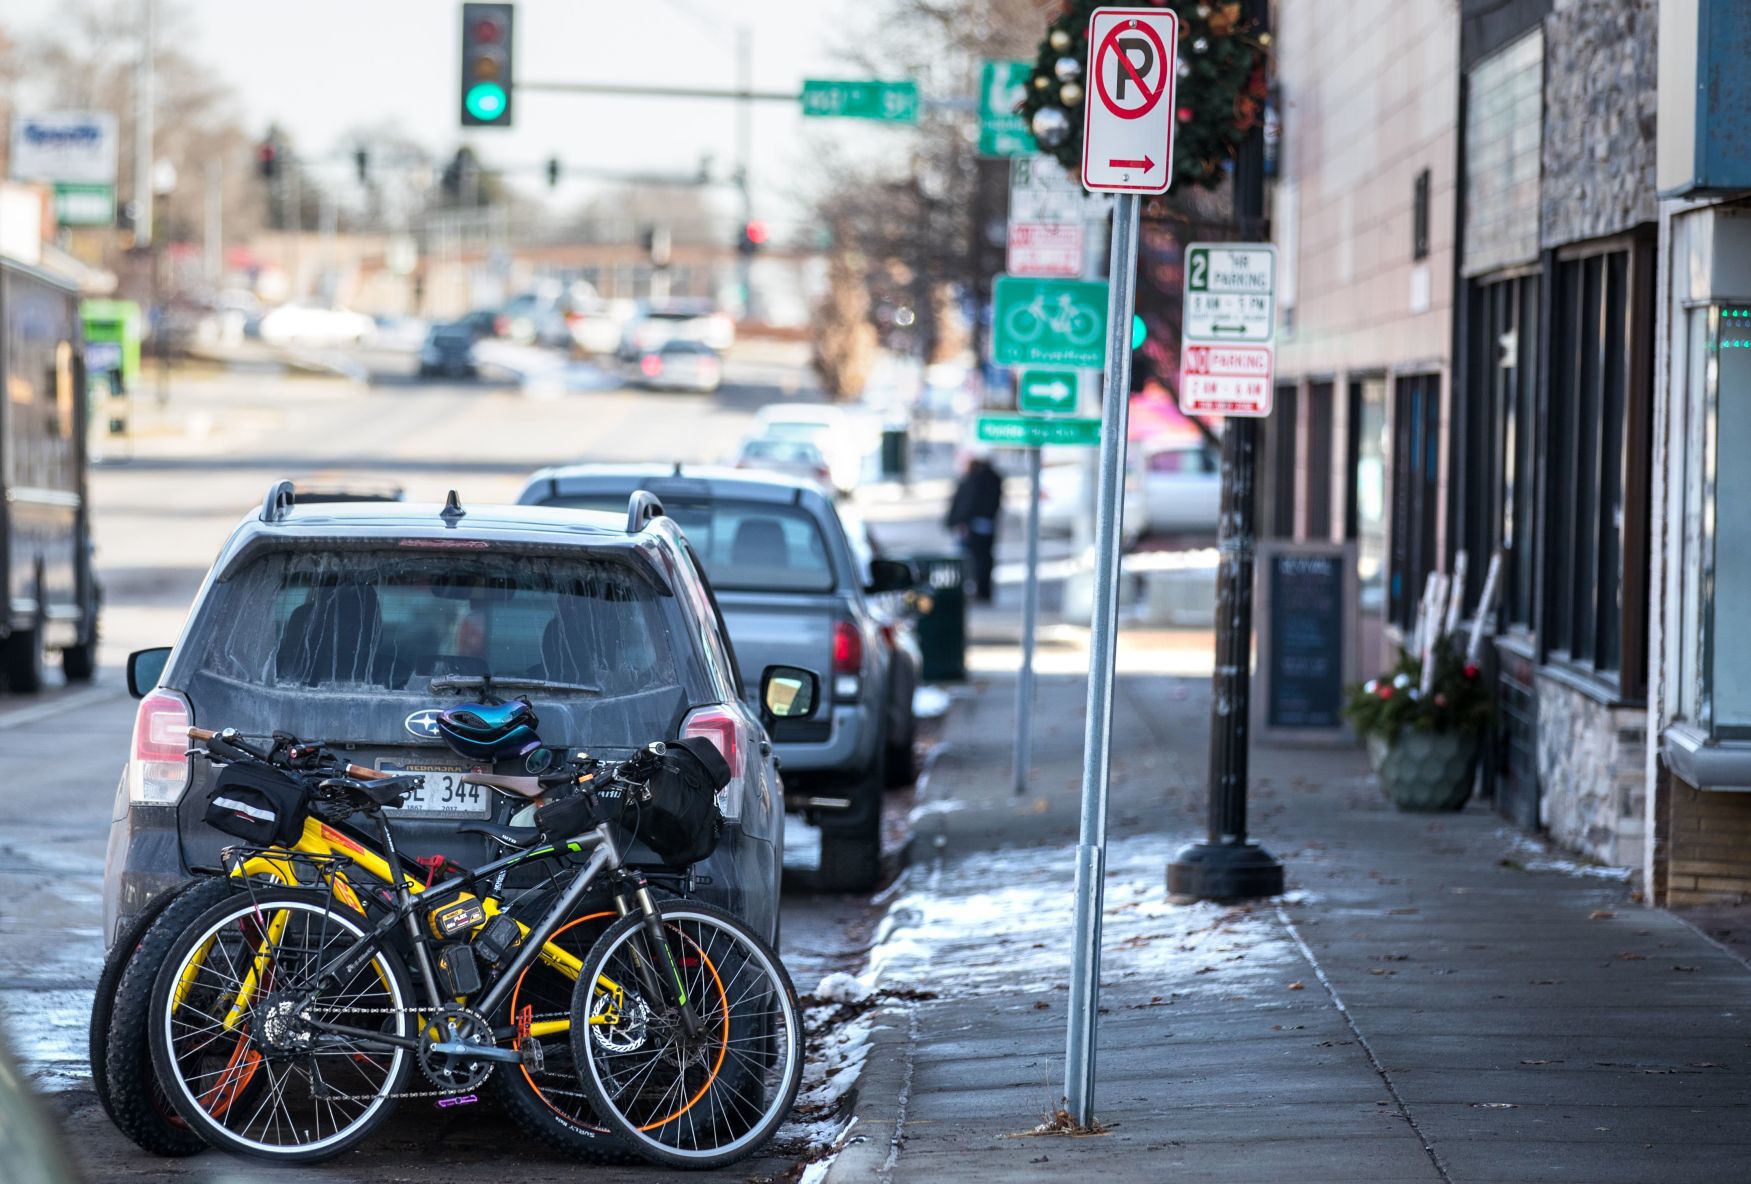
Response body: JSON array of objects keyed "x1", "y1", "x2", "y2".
[{"x1": 1080, "y1": 7, "x2": 1179, "y2": 194}]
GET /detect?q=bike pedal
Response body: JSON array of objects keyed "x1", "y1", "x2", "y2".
[
  {"x1": 520, "y1": 1040, "x2": 546, "y2": 1074},
  {"x1": 436, "y1": 1094, "x2": 479, "y2": 1109}
]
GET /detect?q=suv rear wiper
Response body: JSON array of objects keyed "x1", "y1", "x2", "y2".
[{"x1": 428, "y1": 676, "x2": 602, "y2": 696}]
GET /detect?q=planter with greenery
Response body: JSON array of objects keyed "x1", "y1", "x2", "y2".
[{"x1": 1343, "y1": 636, "x2": 1490, "y2": 812}]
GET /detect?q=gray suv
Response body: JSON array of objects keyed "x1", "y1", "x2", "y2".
[
  {"x1": 517, "y1": 465, "x2": 918, "y2": 891},
  {"x1": 104, "y1": 483, "x2": 790, "y2": 945}
]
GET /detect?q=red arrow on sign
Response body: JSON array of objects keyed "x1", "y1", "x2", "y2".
[{"x1": 1108, "y1": 155, "x2": 1155, "y2": 171}]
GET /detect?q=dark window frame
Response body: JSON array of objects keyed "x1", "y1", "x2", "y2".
[{"x1": 1388, "y1": 372, "x2": 1443, "y2": 631}]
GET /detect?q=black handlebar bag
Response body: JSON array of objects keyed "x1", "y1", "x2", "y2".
[
  {"x1": 636, "y1": 737, "x2": 730, "y2": 868},
  {"x1": 203, "y1": 763, "x2": 310, "y2": 846}
]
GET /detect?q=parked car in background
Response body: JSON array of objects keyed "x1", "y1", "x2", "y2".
[
  {"x1": 1141, "y1": 437, "x2": 1221, "y2": 535},
  {"x1": 566, "y1": 302, "x2": 625, "y2": 355},
  {"x1": 258, "y1": 302, "x2": 377, "y2": 347},
  {"x1": 621, "y1": 301, "x2": 735, "y2": 357},
  {"x1": 496, "y1": 290, "x2": 573, "y2": 349},
  {"x1": 417, "y1": 322, "x2": 479, "y2": 379},
  {"x1": 1036, "y1": 447, "x2": 1148, "y2": 546},
  {"x1": 106, "y1": 486, "x2": 789, "y2": 949},
  {"x1": 639, "y1": 339, "x2": 722, "y2": 393},
  {"x1": 457, "y1": 308, "x2": 502, "y2": 340},
  {"x1": 734, "y1": 437, "x2": 834, "y2": 487},
  {"x1": 518, "y1": 465, "x2": 920, "y2": 891},
  {"x1": 749, "y1": 403, "x2": 881, "y2": 495}
]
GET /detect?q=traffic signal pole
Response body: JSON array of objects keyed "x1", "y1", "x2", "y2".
[{"x1": 1165, "y1": 0, "x2": 1284, "y2": 903}]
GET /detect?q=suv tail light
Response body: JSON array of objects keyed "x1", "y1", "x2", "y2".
[
  {"x1": 682, "y1": 705, "x2": 745, "y2": 822},
  {"x1": 641, "y1": 354, "x2": 663, "y2": 378},
  {"x1": 129, "y1": 689, "x2": 191, "y2": 804},
  {"x1": 832, "y1": 619, "x2": 862, "y2": 701}
]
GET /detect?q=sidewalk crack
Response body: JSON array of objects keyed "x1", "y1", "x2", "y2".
[{"x1": 1275, "y1": 905, "x2": 1453, "y2": 1183}]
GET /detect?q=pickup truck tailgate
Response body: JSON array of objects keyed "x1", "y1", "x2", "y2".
[{"x1": 715, "y1": 590, "x2": 838, "y2": 698}]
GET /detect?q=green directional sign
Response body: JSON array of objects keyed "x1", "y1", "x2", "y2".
[
  {"x1": 993, "y1": 275, "x2": 1109, "y2": 369},
  {"x1": 979, "y1": 60, "x2": 1033, "y2": 156},
  {"x1": 1017, "y1": 368, "x2": 1079, "y2": 415},
  {"x1": 976, "y1": 414, "x2": 1102, "y2": 448},
  {"x1": 800, "y1": 79, "x2": 920, "y2": 122}
]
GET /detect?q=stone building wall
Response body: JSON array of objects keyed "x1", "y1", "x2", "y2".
[
  {"x1": 1540, "y1": 0, "x2": 1659, "y2": 247},
  {"x1": 1534, "y1": 675, "x2": 1647, "y2": 868}
]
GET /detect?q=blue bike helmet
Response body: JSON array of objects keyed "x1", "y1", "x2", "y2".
[{"x1": 435, "y1": 698, "x2": 543, "y2": 762}]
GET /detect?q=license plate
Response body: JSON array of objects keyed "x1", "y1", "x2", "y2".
[{"x1": 375, "y1": 761, "x2": 489, "y2": 819}]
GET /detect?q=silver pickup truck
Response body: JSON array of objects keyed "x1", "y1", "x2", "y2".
[{"x1": 517, "y1": 465, "x2": 919, "y2": 890}]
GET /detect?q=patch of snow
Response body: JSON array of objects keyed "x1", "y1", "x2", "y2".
[
  {"x1": 1499, "y1": 830, "x2": 1633, "y2": 881},
  {"x1": 913, "y1": 685, "x2": 954, "y2": 719},
  {"x1": 784, "y1": 813, "x2": 823, "y2": 872},
  {"x1": 814, "y1": 971, "x2": 876, "y2": 1005},
  {"x1": 907, "y1": 798, "x2": 966, "y2": 824}
]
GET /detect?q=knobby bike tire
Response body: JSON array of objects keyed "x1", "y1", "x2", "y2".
[
  {"x1": 102, "y1": 875, "x2": 238, "y2": 1156},
  {"x1": 91, "y1": 882, "x2": 185, "y2": 1124},
  {"x1": 569, "y1": 900, "x2": 803, "y2": 1171},
  {"x1": 146, "y1": 888, "x2": 414, "y2": 1164},
  {"x1": 489, "y1": 908, "x2": 638, "y2": 1165}
]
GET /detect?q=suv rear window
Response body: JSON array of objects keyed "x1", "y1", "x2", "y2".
[
  {"x1": 542, "y1": 497, "x2": 835, "y2": 593},
  {"x1": 189, "y1": 549, "x2": 701, "y2": 698}
]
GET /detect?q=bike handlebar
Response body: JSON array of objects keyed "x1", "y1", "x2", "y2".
[{"x1": 189, "y1": 725, "x2": 389, "y2": 781}]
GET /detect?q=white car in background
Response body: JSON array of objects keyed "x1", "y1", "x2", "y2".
[
  {"x1": 258, "y1": 303, "x2": 377, "y2": 347},
  {"x1": 1036, "y1": 447, "x2": 1148, "y2": 546},
  {"x1": 1141, "y1": 437, "x2": 1221, "y2": 534},
  {"x1": 638, "y1": 339, "x2": 722, "y2": 392},
  {"x1": 749, "y1": 403, "x2": 880, "y2": 494},
  {"x1": 621, "y1": 302, "x2": 736, "y2": 357}
]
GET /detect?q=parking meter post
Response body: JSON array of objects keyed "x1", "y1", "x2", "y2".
[
  {"x1": 1013, "y1": 444, "x2": 1043, "y2": 795},
  {"x1": 1166, "y1": 0, "x2": 1284, "y2": 905},
  {"x1": 1064, "y1": 191, "x2": 1140, "y2": 1130}
]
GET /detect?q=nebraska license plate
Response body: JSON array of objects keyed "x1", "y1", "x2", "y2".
[{"x1": 375, "y1": 761, "x2": 489, "y2": 819}]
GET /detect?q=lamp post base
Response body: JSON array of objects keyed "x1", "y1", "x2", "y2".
[{"x1": 1167, "y1": 839, "x2": 1285, "y2": 903}]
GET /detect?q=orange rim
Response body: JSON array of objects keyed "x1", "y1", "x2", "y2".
[
  {"x1": 635, "y1": 923, "x2": 730, "y2": 1132},
  {"x1": 509, "y1": 911, "x2": 615, "y2": 1121}
]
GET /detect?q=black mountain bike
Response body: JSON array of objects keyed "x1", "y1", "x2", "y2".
[{"x1": 142, "y1": 728, "x2": 802, "y2": 1168}]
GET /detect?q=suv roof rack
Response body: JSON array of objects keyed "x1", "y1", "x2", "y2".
[
  {"x1": 260, "y1": 479, "x2": 296, "y2": 523},
  {"x1": 626, "y1": 489, "x2": 666, "y2": 533}
]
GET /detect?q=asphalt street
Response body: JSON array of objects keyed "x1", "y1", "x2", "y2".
[{"x1": 0, "y1": 343, "x2": 902, "y2": 1181}]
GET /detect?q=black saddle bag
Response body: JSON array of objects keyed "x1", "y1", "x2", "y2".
[{"x1": 203, "y1": 762, "x2": 310, "y2": 846}]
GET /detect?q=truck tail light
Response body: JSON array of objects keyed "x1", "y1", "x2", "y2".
[
  {"x1": 833, "y1": 620, "x2": 862, "y2": 700},
  {"x1": 130, "y1": 689, "x2": 191, "y2": 804},
  {"x1": 682, "y1": 705, "x2": 745, "y2": 822}
]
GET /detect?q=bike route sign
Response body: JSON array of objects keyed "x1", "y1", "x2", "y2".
[
  {"x1": 1017, "y1": 368, "x2": 1080, "y2": 414},
  {"x1": 993, "y1": 275, "x2": 1109, "y2": 368},
  {"x1": 1184, "y1": 243, "x2": 1276, "y2": 341},
  {"x1": 1080, "y1": 7, "x2": 1178, "y2": 194},
  {"x1": 976, "y1": 414, "x2": 1102, "y2": 448}
]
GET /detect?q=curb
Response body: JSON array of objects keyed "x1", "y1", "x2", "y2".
[{"x1": 820, "y1": 1005, "x2": 916, "y2": 1184}]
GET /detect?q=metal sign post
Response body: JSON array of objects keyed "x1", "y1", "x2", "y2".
[
  {"x1": 1014, "y1": 444, "x2": 1044, "y2": 794},
  {"x1": 1064, "y1": 4, "x2": 1177, "y2": 1131}
]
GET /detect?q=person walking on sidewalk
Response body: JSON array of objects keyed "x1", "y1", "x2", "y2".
[{"x1": 946, "y1": 449, "x2": 1002, "y2": 603}]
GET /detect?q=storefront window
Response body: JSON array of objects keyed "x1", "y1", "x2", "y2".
[
  {"x1": 1349, "y1": 377, "x2": 1388, "y2": 616},
  {"x1": 1702, "y1": 305, "x2": 1751, "y2": 734}
]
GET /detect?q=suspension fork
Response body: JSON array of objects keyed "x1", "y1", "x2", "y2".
[{"x1": 623, "y1": 875, "x2": 703, "y2": 1040}]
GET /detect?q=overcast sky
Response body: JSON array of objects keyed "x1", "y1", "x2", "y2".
[{"x1": 8, "y1": 0, "x2": 912, "y2": 230}]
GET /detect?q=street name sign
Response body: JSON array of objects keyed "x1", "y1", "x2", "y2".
[
  {"x1": 800, "y1": 79, "x2": 919, "y2": 122},
  {"x1": 1008, "y1": 157, "x2": 1089, "y2": 277},
  {"x1": 1080, "y1": 7, "x2": 1178, "y2": 194},
  {"x1": 979, "y1": 61, "x2": 1034, "y2": 156},
  {"x1": 993, "y1": 275, "x2": 1109, "y2": 368},
  {"x1": 1179, "y1": 343, "x2": 1275, "y2": 417},
  {"x1": 976, "y1": 414, "x2": 1102, "y2": 448},
  {"x1": 1184, "y1": 243, "x2": 1276, "y2": 341},
  {"x1": 1017, "y1": 369, "x2": 1080, "y2": 414}
]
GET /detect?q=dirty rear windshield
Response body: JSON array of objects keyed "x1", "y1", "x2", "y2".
[
  {"x1": 541, "y1": 497, "x2": 836, "y2": 593},
  {"x1": 188, "y1": 549, "x2": 704, "y2": 699}
]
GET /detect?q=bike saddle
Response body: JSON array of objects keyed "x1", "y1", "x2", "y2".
[
  {"x1": 460, "y1": 771, "x2": 544, "y2": 799},
  {"x1": 457, "y1": 820, "x2": 542, "y2": 850}
]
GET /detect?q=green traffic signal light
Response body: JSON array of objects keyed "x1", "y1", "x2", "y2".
[{"x1": 464, "y1": 82, "x2": 507, "y2": 122}]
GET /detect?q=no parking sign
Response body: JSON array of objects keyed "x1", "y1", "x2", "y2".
[{"x1": 1079, "y1": 7, "x2": 1179, "y2": 194}]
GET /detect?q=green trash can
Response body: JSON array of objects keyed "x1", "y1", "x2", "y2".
[
  {"x1": 880, "y1": 426, "x2": 910, "y2": 479},
  {"x1": 913, "y1": 554, "x2": 967, "y2": 683}
]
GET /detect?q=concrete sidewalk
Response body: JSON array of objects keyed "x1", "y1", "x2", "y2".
[{"x1": 827, "y1": 645, "x2": 1751, "y2": 1183}]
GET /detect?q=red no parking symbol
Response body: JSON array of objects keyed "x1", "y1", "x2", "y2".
[{"x1": 1093, "y1": 20, "x2": 1169, "y2": 120}]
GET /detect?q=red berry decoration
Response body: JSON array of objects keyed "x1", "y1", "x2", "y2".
[
  {"x1": 1463, "y1": 663, "x2": 1480, "y2": 680},
  {"x1": 1378, "y1": 685, "x2": 1393, "y2": 700}
]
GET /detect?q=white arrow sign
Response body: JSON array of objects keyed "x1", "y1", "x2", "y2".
[{"x1": 1080, "y1": 7, "x2": 1178, "y2": 195}]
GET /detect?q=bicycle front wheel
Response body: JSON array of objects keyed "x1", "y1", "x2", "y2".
[
  {"x1": 569, "y1": 900, "x2": 802, "y2": 1170},
  {"x1": 147, "y1": 889, "x2": 413, "y2": 1163}
]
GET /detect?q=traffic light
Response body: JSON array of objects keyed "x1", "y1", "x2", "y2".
[
  {"x1": 460, "y1": 3, "x2": 515, "y2": 127},
  {"x1": 256, "y1": 139, "x2": 279, "y2": 180},
  {"x1": 739, "y1": 220, "x2": 768, "y2": 256},
  {"x1": 546, "y1": 157, "x2": 560, "y2": 188},
  {"x1": 354, "y1": 148, "x2": 369, "y2": 185}
]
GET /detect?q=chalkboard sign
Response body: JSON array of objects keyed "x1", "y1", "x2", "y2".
[{"x1": 1255, "y1": 542, "x2": 1357, "y2": 742}]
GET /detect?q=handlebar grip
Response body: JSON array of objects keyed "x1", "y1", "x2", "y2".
[
  {"x1": 187, "y1": 727, "x2": 216, "y2": 742},
  {"x1": 343, "y1": 762, "x2": 391, "y2": 781}
]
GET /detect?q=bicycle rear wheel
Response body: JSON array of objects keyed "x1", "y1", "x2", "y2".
[
  {"x1": 146, "y1": 888, "x2": 413, "y2": 1163},
  {"x1": 569, "y1": 900, "x2": 802, "y2": 1170}
]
